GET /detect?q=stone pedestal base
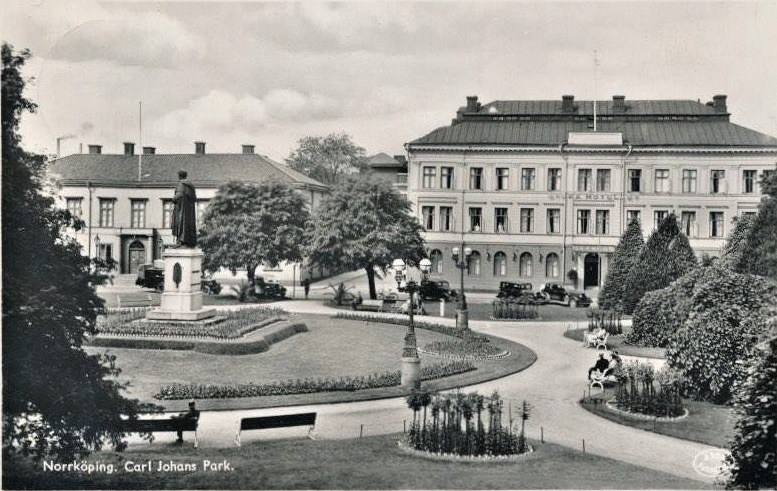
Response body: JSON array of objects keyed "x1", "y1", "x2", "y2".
[
  {"x1": 401, "y1": 356, "x2": 421, "y2": 389},
  {"x1": 146, "y1": 247, "x2": 215, "y2": 322},
  {"x1": 456, "y1": 309, "x2": 469, "y2": 330}
]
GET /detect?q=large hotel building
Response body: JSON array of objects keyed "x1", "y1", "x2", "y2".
[{"x1": 405, "y1": 94, "x2": 777, "y2": 292}]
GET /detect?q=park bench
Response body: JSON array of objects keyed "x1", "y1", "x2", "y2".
[
  {"x1": 589, "y1": 369, "x2": 617, "y2": 393},
  {"x1": 119, "y1": 416, "x2": 199, "y2": 448},
  {"x1": 584, "y1": 331, "x2": 609, "y2": 350},
  {"x1": 116, "y1": 292, "x2": 154, "y2": 309},
  {"x1": 234, "y1": 412, "x2": 317, "y2": 447},
  {"x1": 352, "y1": 299, "x2": 386, "y2": 312}
]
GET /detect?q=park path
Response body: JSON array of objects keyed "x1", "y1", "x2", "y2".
[{"x1": 131, "y1": 300, "x2": 726, "y2": 485}]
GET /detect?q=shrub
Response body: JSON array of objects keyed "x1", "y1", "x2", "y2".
[
  {"x1": 600, "y1": 218, "x2": 644, "y2": 312},
  {"x1": 667, "y1": 270, "x2": 775, "y2": 403},
  {"x1": 327, "y1": 282, "x2": 355, "y2": 306},
  {"x1": 611, "y1": 362, "x2": 684, "y2": 418},
  {"x1": 587, "y1": 308, "x2": 623, "y2": 335},
  {"x1": 491, "y1": 300, "x2": 539, "y2": 320},
  {"x1": 153, "y1": 361, "x2": 476, "y2": 400},
  {"x1": 333, "y1": 312, "x2": 487, "y2": 341},
  {"x1": 721, "y1": 214, "x2": 755, "y2": 270},
  {"x1": 735, "y1": 167, "x2": 777, "y2": 280},
  {"x1": 423, "y1": 338, "x2": 503, "y2": 358}
]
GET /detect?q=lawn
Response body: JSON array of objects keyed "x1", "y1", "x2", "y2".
[
  {"x1": 4, "y1": 434, "x2": 710, "y2": 490},
  {"x1": 87, "y1": 314, "x2": 535, "y2": 411},
  {"x1": 581, "y1": 389, "x2": 735, "y2": 448},
  {"x1": 563, "y1": 328, "x2": 666, "y2": 359}
]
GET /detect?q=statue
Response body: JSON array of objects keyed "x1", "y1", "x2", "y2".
[{"x1": 172, "y1": 170, "x2": 197, "y2": 247}]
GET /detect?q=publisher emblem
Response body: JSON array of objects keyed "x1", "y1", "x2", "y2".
[{"x1": 692, "y1": 449, "x2": 727, "y2": 478}]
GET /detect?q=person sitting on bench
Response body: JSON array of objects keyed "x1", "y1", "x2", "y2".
[
  {"x1": 174, "y1": 400, "x2": 200, "y2": 444},
  {"x1": 588, "y1": 353, "x2": 610, "y2": 380}
]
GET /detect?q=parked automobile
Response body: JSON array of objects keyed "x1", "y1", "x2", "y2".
[
  {"x1": 201, "y1": 277, "x2": 222, "y2": 295},
  {"x1": 254, "y1": 278, "x2": 287, "y2": 299},
  {"x1": 135, "y1": 263, "x2": 222, "y2": 295},
  {"x1": 534, "y1": 283, "x2": 591, "y2": 308},
  {"x1": 419, "y1": 279, "x2": 458, "y2": 301},
  {"x1": 496, "y1": 281, "x2": 535, "y2": 301}
]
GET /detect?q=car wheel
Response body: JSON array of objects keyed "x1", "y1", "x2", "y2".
[{"x1": 569, "y1": 298, "x2": 578, "y2": 308}]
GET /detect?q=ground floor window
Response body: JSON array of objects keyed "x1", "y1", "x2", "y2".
[
  {"x1": 545, "y1": 252, "x2": 560, "y2": 278},
  {"x1": 519, "y1": 252, "x2": 533, "y2": 277},
  {"x1": 467, "y1": 251, "x2": 481, "y2": 276},
  {"x1": 430, "y1": 249, "x2": 443, "y2": 274},
  {"x1": 493, "y1": 251, "x2": 507, "y2": 276},
  {"x1": 709, "y1": 211, "x2": 725, "y2": 237}
]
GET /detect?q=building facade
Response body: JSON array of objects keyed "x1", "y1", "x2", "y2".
[
  {"x1": 364, "y1": 152, "x2": 408, "y2": 194},
  {"x1": 49, "y1": 142, "x2": 328, "y2": 279},
  {"x1": 406, "y1": 95, "x2": 777, "y2": 292}
]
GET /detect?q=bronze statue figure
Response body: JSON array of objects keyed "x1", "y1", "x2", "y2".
[{"x1": 172, "y1": 170, "x2": 198, "y2": 247}]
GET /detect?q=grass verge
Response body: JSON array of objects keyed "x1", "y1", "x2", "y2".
[
  {"x1": 3, "y1": 433, "x2": 709, "y2": 489},
  {"x1": 563, "y1": 328, "x2": 666, "y2": 359}
]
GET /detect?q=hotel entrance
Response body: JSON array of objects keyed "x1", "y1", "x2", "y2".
[{"x1": 583, "y1": 253, "x2": 600, "y2": 288}]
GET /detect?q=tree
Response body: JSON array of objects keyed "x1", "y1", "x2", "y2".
[
  {"x1": 736, "y1": 168, "x2": 777, "y2": 279},
  {"x1": 198, "y1": 180, "x2": 309, "y2": 287},
  {"x1": 722, "y1": 214, "x2": 756, "y2": 270},
  {"x1": 668, "y1": 232, "x2": 697, "y2": 279},
  {"x1": 305, "y1": 176, "x2": 426, "y2": 299},
  {"x1": 2, "y1": 43, "x2": 144, "y2": 461},
  {"x1": 599, "y1": 218, "x2": 644, "y2": 312},
  {"x1": 285, "y1": 133, "x2": 367, "y2": 185}
]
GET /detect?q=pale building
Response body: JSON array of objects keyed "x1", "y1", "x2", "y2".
[
  {"x1": 405, "y1": 95, "x2": 777, "y2": 293},
  {"x1": 49, "y1": 141, "x2": 328, "y2": 281}
]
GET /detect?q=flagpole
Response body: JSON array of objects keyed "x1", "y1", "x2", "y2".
[
  {"x1": 593, "y1": 50, "x2": 598, "y2": 132},
  {"x1": 138, "y1": 101, "x2": 143, "y2": 181}
]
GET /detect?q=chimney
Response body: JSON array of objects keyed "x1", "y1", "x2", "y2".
[
  {"x1": 241, "y1": 144, "x2": 255, "y2": 154},
  {"x1": 466, "y1": 95, "x2": 480, "y2": 112},
  {"x1": 143, "y1": 146, "x2": 156, "y2": 155},
  {"x1": 562, "y1": 95, "x2": 575, "y2": 113},
  {"x1": 88, "y1": 144, "x2": 102, "y2": 155},
  {"x1": 612, "y1": 95, "x2": 626, "y2": 113},
  {"x1": 194, "y1": 141, "x2": 206, "y2": 154},
  {"x1": 712, "y1": 94, "x2": 727, "y2": 113},
  {"x1": 123, "y1": 142, "x2": 135, "y2": 156}
]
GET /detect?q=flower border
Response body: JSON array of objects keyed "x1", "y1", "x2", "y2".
[
  {"x1": 417, "y1": 347, "x2": 511, "y2": 361},
  {"x1": 604, "y1": 398, "x2": 689, "y2": 422},
  {"x1": 397, "y1": 440, "x2": 533, "y2": 463}
]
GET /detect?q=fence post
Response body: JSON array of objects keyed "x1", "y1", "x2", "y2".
[
  {"x1": 440, "y1": 299, "x2": 445, "y2": 317},
  {"x1": 403, "y1": 420, "x2": 406, "y2": 434},
  {"x1": 359, "y1": 424, "x2": 363, "y2": 439},
  {"x1": 540, "y1": 426, "x2": 544, "y2": 443},
  {"x1": 582, "y1": 439, "x2": 586, "y2": 453}
]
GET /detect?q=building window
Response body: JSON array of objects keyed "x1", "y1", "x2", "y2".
[
  {"x1": 596, "y1": 169, "x2": 611, "y2": 191},
  {"x1": 595, "y1": 210, "x2": 610, "y2": 235},
  {"x1": 440, "y1": 167, "x2": 454, "y2": 189},
  {"x1": 654, "y1": 169, "x2": 670, "y2": 192},
  {"x1": 469, "y1": 167, "x2": 483, "y2": 190},
  {"x1": 741, "y1": 211, "x2": 756, "y2": 220},
  {"x1": 681, "y1": 211, "x2": 696, "y2": 237},
  {"x1": 130, "y1": 200, "x2": 146, "y2": 228},
  {"x1": 195, "y1": 200, "x2": 209, "y2": 225},
  {"x1": 422, "y1": 167, "x2": 436, "y2": 188},
  {"x1": 495, "y1": 168, "x2": 509, "y2": 190},
  {"x1": 98, "y1": 198, "x2": 114, "y2": 227},
  {"x1": 709, "y1": 211, "x2": 725, "y2": 237},
  {"x1": 629, "y1": 169, "x2": 642, "y2": 192},
  {"x1": 66, "y1": 197, "x2": 83, "y2": 218},
  {"x1": 577, "y1": 209, "x2": 591, "y2": 234},
  {"x1": 519, "y1": 252, "x2": 533, "y2": 277},
  {"x1": 711, "y1": 170, "x2": 725, "y2": 194},
  {"x1": 743, "y1": 170, "x2": 757, "y2": 194},
  {"x1": 495, "y1": 207, "x2": 508, "y2": 233},
  {"x1": 162, "y1": 200, "x2": 174, "y2": 228},
  {"x1": 547, "y1": 168, "x2": 561, "y2": 191},
  {"x1": 421, "y1": 206, "x2": 435, "y2": 231},
  {"x1": 626, "y1": 209, "x2": 641, "y2": 224},
  {"x1": 430, "y1": 249, "x2": 443, "y2": 275},
  {"x1": 493, "y1": 251, "x2": 507, "y2": 276},
  {"x1": 467, "y1": 251, "x2": 481, "y2": 276},
  {"x1": 469, "y1": 207, "x2": 482, "y2": 232},
  {"x1": 654, "y1": 210, "x2": 668, "y2": 230},
  {"x1": 547, "y1": 208, "x2": 561, "y2": 234},
  {"x1": 520, "y1": 208, "x2": 534, "y2": 233},
  {"x1": 578, "y1": 169, "x2": 592, "y2": 192},
  {"x1": 439, "y1": 207, "x2": 452, "y2": 231},
  {"x1": 545, "y1": 252, "x2": 560, "y2": 278},
  {"x1": 682, "y1": 169, "x2": 697, "y2": 193},
  {"x1": 521, "y1": 168, "x2": 536, "y2": 190},
  {"x1": 98, "y1": 243, "x2": 113, "y2": 262}
]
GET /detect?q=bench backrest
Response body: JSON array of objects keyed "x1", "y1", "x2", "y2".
[
  {"x1": 240, "y1": 412, "x2": 316, "y2": 431},
  {"x1": 121, "y1": 417, "x2": 198, "y2": 432},
  {"x1": 361, "y1": 300, "x2": 384, "y2": 306}
]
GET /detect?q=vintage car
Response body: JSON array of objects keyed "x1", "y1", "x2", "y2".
[
  {"x1": 136, "y1": 263, "x2": 222, "y2": 295},
  {"x1": 496, "y1": 281, "x2": 535, "y2": 301},
  {"x1": 253, "y1": 278, "x2": 287, "y2": 299},
  {"x1": 534, "y1": 283, "x2": 591, "y2": 308},
  {"x1": 419, "y1": 279, "x2": 458, "y2": 301}
]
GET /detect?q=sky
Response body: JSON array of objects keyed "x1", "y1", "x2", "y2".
[{"x1": 3, "y1": 0, "x2": 777, "y2": 162}]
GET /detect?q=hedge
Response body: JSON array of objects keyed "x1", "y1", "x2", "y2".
[{"x1": 333, "y1": 312, "x2": 487, "y2": 341}]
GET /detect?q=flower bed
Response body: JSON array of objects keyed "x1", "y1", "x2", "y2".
[
  {"x1": 604, "y1": 399, "x2": 688, "y2": 421},
  {"x1": 333, "y1": 312, "x2": 487, "y2": 341},
  {"x1": 397, "y1": 439, "x2": 533, "y2": 463},
  {"x1": 422, "y1": 338, "x2": 506, "y2": 360},
  {"x1": 608, "y1": 361, "x2": 686, "y2": 418},
  {"x1": 491, "y1": 300, "x2": 539, "y2": 320},
  {"x1": 97, "y1": 307, "x2": 288, "y2": 339},
  {"x1": 153, "y1": 360, "x2": 476, "y2": 400}
]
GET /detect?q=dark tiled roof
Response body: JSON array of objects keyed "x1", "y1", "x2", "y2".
[
  {"x1": 367, "y1": 152, "x2": 405, "y2": 168},
  {"x1": 48, "y1": 153, "x2": 327, "y2": 189},
  {"x1": 480, "y1": 99, "x2": 720, "y2": 116},
  {"x1": 411, "y1": 120, "x2": 777, "y2": 147}
]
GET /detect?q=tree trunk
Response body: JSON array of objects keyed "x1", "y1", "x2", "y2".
[
  {"x1": 366, "y1": 265, "x2": 377, "y2": 299},
  {"x1": 246, "y1": 263, "x2": 256, "y2": 286}
]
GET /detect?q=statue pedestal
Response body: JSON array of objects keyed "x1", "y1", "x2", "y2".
[{"x1": 146, "y1": 248, "x2": 216, "y2": 321}]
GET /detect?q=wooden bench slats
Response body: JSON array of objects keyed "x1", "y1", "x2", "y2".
[
  {"x1": 120, "y1": 418, "x2": 197, "y2": 432},
  {"x1": 240, "y1": 412, "x2": 316, "y2": 431}
]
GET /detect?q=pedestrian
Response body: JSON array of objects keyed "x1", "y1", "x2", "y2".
[
  {"x1": 588, "y1": 353, "x2": 610, "y2": 380},
  {"x1": 174, "y1": 400, "x2": 200, "y2": 444},
  {"x1": 301, "y1": 277, "x2": 310, "y2": 299}
]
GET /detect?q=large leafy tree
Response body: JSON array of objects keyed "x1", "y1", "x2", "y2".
[
  {"x1": 285, "y1": 132, "x2": 367, "y2": 185},
  {"x1": 2, "y1": 43, "x2": 143, "y2": 461},
  {"x1": 305, "y1": 176, "x2": 426, "y2": 299},
  {"x1": 198, "y1": 180, "x2": 309, "y2": 286},
  {"x1": 722, "y1": 214, "x2": 756, "y2": 270},
  {"x1": 736, "y1": 168, "x2": 777, "y2": 279},
  {"x1": 599, "y1": 218, "x2": 644, "y2": 312}
]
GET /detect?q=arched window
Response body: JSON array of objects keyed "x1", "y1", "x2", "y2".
[
  {"x1": 430, "y1": 249, "x2": 443, "y2": 275},
  {"x1": 545, "y1": 252, "x2": 560, "y2": 278},
  {"x1": 519, "y1": 252, "x2": 533, "y2": 277},
  {"x1": 493, "y1": 251, "x2": 507, "y2": 276},
  {"x1": 467, "y1": 251, "x2": 481, "y2": 276}
]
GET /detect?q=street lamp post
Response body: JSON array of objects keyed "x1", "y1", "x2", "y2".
[
  {"x1": 392, "y1": 257, "x2": 432, "y2": 389},
  {"x1": 451, "y1": 245, "x2": 472, "y2": 330}
]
